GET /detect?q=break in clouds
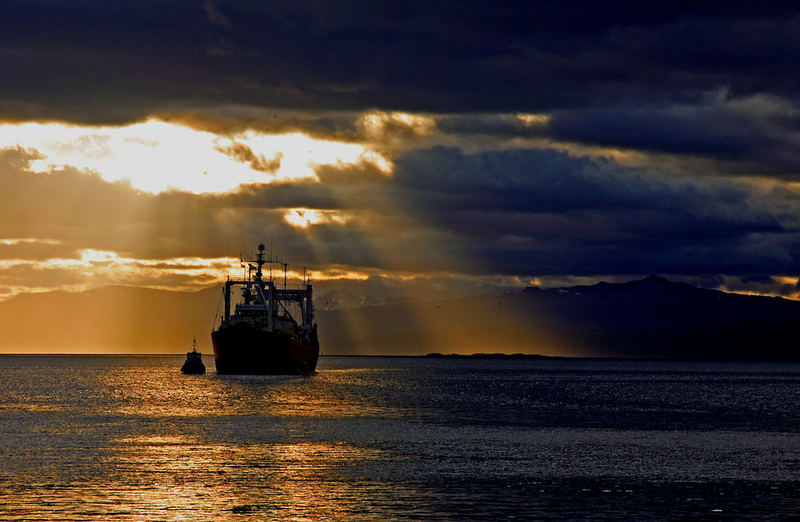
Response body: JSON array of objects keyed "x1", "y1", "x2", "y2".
[{"x1": 1, "y1": 1, "x2": 800, "y2": 299}]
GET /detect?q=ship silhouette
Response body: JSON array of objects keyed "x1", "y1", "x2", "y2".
[{"x1": 211, "y1": 244, "x2": 319, "y2": 374}]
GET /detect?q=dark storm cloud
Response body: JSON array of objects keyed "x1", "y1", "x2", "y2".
[
  {"x1": 382, "y1": 147, "x2": 797, "y2": 276},
  {"x1": 543, "y1": 94, "x2": 800, "y2": 175},
  {"x1": 548, "y1": 105, "x2": 764, "y2": 159},
  {"x1": 434, "y1": 92, "x2": 800, "y2": 178},
  {"x1": 2, "y1": 1, "x2": 800, "y2": 122},
  {"x1": 392, "y1": 147, "x2": 747, "y2": 217}
]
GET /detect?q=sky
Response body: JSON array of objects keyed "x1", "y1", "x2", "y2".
[{"x1": 2, "y1": 1, "x2": 800, "y2": 302}]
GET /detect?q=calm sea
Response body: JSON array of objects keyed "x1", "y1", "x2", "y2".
[{"x1": 0, "y1": 355, "x2": 798, "y2": 519}]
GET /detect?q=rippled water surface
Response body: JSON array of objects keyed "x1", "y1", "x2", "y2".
[{"x1": 1, "y1": 355, "x2": 799, "y2": 519}]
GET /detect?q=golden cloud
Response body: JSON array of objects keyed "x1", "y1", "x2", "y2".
[{"x1": 0, "y1": 119, "x2": 393, "y2": 194}]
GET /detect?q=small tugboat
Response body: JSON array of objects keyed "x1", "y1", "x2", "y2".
[
  {"x1": 211, "y1": 243, "x2": 319, "y2": 375},
  {"x1": 181, "y1": 337, "x2": 206, "y2": 374}
]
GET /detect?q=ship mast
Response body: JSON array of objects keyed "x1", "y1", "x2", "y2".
[{"x1": 255, "y1": 243, "x2": 265, "y2": 282}]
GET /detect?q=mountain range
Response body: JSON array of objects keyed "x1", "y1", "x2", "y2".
[{"x1": 0, "y1": 275, "x2": 797, "y2": 359}]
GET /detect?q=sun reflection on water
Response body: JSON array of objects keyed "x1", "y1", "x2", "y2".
[
  {"x1": 102, "y1": 435, "x2": 391, "y2": 519},
  {"x1": 92, "y1": 363, "x2": 410, "y2": 419},
  {"x1": 0, "y1": 360, "x2": 406, "y2": 519}
]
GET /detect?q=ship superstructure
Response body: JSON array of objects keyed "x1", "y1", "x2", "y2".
[{"x1": 211, "y1": 244, "x2": 319, "y2": 374}]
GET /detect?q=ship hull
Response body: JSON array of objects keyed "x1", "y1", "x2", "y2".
[
  {"x1": 181, "y1": 359, "x2": 206, "y2": 375},
  {"x1": 211, "y1": 323, "x2": 319, "y2": 375}
]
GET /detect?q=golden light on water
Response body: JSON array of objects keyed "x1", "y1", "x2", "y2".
[
  {"x1": 0, "y1": 119, "x2": 391, "y2": 194},
  {"x1": 83, "y1": 366, "x2": 402, "y2": 518}
]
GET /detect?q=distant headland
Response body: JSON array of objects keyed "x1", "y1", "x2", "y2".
[{"x1": 423, "y1": 353, "x2": 552, "y2": 360}]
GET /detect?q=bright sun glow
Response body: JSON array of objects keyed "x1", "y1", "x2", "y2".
[
  {"x1": 283, "y1": 208, "x2": 353, "y2": 229},
  {"x1": 0, "y1": 119, "x2": 391, "y2": 194}
]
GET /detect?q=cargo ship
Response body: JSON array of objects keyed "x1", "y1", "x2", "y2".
[{"x1": 211, "y1": 244, "x2": 319, "y2": 375}]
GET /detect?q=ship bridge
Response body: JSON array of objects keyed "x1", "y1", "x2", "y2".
[{"x1": 221, "y1": 244, "x2": 314, "y2": 334}]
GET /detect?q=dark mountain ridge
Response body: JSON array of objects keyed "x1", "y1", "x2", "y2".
[
  {"x1": 317, "y1": 274, "x2": 800, "y2": 359},
  {"x1": 514, "y1": 275, "x2": 799, "y2": 359}
]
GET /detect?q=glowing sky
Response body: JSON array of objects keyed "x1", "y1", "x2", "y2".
[
  {"x1": 1, "y1": 1, "x2": 800, "y2": 305},
  {"x1": 0, "y1": 120, "x2": 389, "y2": 193}
]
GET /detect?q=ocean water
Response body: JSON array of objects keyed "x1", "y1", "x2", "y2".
[{"x1": 0, "y1": 355, "x2": 798, "y2": 520}]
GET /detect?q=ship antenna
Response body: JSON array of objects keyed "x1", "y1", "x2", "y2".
[
  {"x1": 283, "y1": 261, "x2": 288, "y2": 290},
  {"x1": 256, "y1": 243, "x2": 265, "y2": 282}
]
